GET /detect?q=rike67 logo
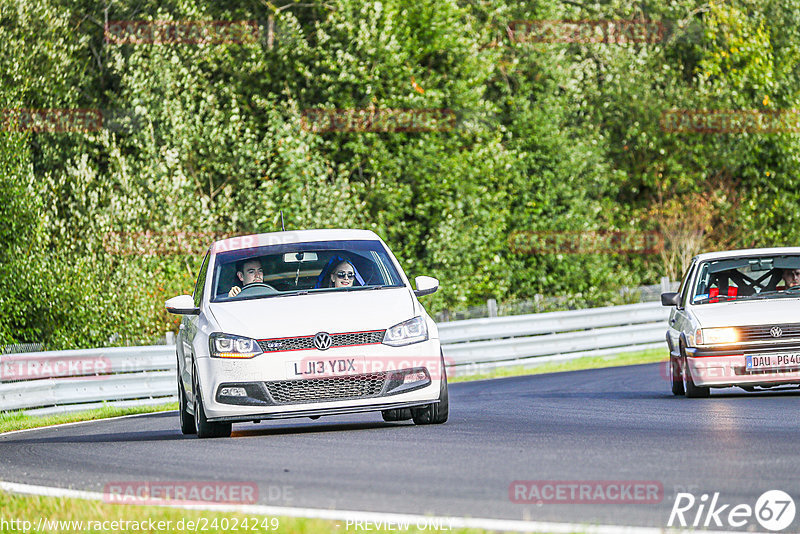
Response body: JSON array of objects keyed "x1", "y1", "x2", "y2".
[{"x1": 669, "y1": 490, "x2": 796, "y2": 531}]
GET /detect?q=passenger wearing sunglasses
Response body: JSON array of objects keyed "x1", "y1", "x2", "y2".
[
  {"x1": 330, "y1": 260, "x2": 357, "y2": 288},
  {"x1": 313, "y1": 255, "x2": 365, "y2": 289}
]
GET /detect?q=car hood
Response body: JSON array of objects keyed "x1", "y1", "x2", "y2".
[
  {"x1": 207, "y1": 287, "x2": 417, "y2": 339},
  {"x1": 691, "y1": 297, "x2": 800, "y2": 328}
]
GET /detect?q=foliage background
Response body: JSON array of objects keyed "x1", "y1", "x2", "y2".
[{"x1": 1, "y1": 0, "x2": 798, "y2": 348}]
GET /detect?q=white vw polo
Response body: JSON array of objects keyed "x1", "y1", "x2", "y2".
[
  {"x1": 662, "y1": 247, "x2": 800, "y2": 397},
  {"x1": 166, "y1": 229, "x2": 447, "y2": 437}
]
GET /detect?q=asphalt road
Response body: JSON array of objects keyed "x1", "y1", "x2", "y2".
[{"x1": 2, "y1": 362, "x2": 800, "y2": 530}]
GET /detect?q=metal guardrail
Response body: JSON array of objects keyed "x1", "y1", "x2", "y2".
[
  {"x1": 0, "y1": 346, "x2": 177, "y2": 416},
  {"x1": 439, "y1": 301, "x2": 669, "y2": 374},
  {"x1": 0, "y1": 302, "x2": 669, "y2": 415}
]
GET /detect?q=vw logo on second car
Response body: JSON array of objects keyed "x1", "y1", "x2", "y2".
[
  {"x1": 771, "y1": 326, "x2": 783, "y2": 338},
  {"x1": 314, "y1": 332, "x2": 332, "y2": 350}
]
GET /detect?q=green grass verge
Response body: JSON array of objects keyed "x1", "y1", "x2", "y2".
[
  {"x1": 0, "y1": 490, "x2": 506, "y2": 533},
  {"x1": 0, "y1": 402, "x2": 178, "y2": 435},
  {"x1": 448, "y1": 348, "x2": 668, "y2": 383}
]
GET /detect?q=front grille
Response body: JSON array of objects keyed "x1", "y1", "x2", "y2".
[
  {"x1": 265, "y1": 373, "x2": 388, "y2": 404},
  {"x1": 737, "y1": 324, "x2": 800, "y2": 342},
  {"x1": 735, "y1": 366, "x2": 800, "y2": 376},
  {"x1": 258, "y1": 330, "x2": 384, "y2": 352},
  {"x1": 259, "y1": 336, "x2": 315, "y2": 352}
]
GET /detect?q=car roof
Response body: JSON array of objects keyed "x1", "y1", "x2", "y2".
[
  {"x1": 211, "y1": 228, "x2": 382, "y2": 254},
  {"x1": 693, "y1": 246, "x2": 800, "y2": 262}
]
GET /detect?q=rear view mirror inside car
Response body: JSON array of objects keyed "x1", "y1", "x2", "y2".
[
  {"x1": 283, "y1": 252, "x2": 318, "y2": 263},
  {"x1": 748, "y1": 258, "x2": 774, "y2": 271}
]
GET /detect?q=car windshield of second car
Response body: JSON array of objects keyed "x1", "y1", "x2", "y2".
[
  {"x1": 691, "y1": 255, "x2": 800, "y2": 305},
  {"x1": 211, "y1": 240, "x2": 405, "y2": 302}
]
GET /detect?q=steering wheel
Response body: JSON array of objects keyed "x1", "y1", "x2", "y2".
[{"x1": 236, "y1": 283, "x2": 279, "y2": 297}]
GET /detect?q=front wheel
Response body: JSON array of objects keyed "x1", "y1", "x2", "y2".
[
  {"x1": 381, "y1": 408, "x2": 412, "y2": 422},
  {"x1": 193, "y1": 371, "x2": 232, "y2": 438},
  {"x1": 669, "y1": 352, "x2": 685, "y2": 396},
  {"x1": 411, "y1": 358, "x2": 449, "y2": 425},
  {"x1": 178, "y1": 373, "x2": 196, "y2": 435},
  {"x1": 681, "y1": 344, "x2": 710, "y2": 398}
]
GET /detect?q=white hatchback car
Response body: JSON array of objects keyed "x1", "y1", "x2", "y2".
[
  {"x1": 662, "y1": 247, "x2": 800, "y2": 397},
  {"x1": 166, "y1": 229, "x2": 448, "y2": 437}
]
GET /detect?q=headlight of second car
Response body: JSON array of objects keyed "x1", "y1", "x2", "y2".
[
  {"x1": 209, "y1": 333, "x2": 263, "y2": 358},
  {"x1": 383, "y1": 316, "x2": 428, "y2": 347},
  {"x1": 696, "y1": 327, "x2": 739, "y2": 345}
]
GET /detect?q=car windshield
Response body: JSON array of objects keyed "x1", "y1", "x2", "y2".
[
  {"x1": 210, "y1": 239, "x2": 404, "y2": 302},
  {"x1": 691, "y1": 254, "x2": 800, "y2": 305}
]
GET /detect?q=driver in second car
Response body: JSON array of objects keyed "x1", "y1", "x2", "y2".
[
  {"x1": 781, "y1": 268, "x2": 800, "y2": 289},
  {"x1": 228, "y1": 259, "x2": 264, "y2": 297}
]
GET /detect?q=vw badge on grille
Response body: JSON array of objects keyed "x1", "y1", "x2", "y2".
[
  {"x1": 314, "y1": 332, "x2": 332, "y2": 350},
  {"x1": 771, "y1": 326, "x2": 783, "y2": 338}
]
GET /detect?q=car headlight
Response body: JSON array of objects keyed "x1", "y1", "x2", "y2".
[
  {"x1": 209, "y1": 333, "x2": 263, "y2": 358},
  {"x1": 383, "y1": 316, "x2": 428, "y2": 347},
  {"x1": 698, "y1": 327, "x2": 738, "y2": 345}
]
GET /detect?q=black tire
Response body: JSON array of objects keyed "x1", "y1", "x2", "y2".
[
  {"x1": 680, "y1": 342, "x2": 710, "y2": 398},
  {"x1": 669, "y1": 352, "x2": 685, "y2": 396},
  {"x1": 381, "y1": 408, "x2": 412, "y2": 422},
  {"x1": 411, "y1": 358, "x2": 449, "y2": 425},
  {"x1": 193, "y1": 371, "x2": 232, "y2": 438},
  {"x1": 178, "y1": 373, "x2": 196, "y2": 435}
]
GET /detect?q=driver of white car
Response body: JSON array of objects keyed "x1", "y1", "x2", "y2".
[
  {"x1": 227, "y1": 258, "x2": 264, "y2": 297},
  {"x1": 781, "y1": 268, "x2": 800, "y2": 289}
]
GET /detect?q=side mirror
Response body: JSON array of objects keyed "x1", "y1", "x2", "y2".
[
  {"x1": 166, "y1": 295, "x2": 200, "y2": 315},
  {"x1": 414, "y1": 276, "x2": 439, "y2": 297},
  {"x1": 661, "y1": 292, "x2": 680, "y2": 307}
]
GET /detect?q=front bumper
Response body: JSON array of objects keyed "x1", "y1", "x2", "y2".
[
  {"x1": 686, "y1": 345, "x2": 800, "y2": 388},
  {"x1": 208, "y1": 400, "x2": 438, "y2": 423},
  {"x1": 196, "y1": 339, "x2": 444, "y2": 420}
]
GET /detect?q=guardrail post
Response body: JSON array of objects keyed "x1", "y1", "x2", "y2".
[
  {"x1": 487, "y1": 299, "x2": 498, "y2": 318},
  {"x1": 660, "y1": 276, "x2": 671, "y2": 293},
  {"x1": 166, "y1": 331, "x2": 175, "y2": 346}
]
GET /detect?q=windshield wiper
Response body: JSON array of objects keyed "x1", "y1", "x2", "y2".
[
  {"x1": 256, "y1": 286, "x2": 399, "y2": 298},
  {"x1": 267, "y1": 290, "x2": 309, "y2": 298},
  {"x1": 694, "y1": 294, "x2": 739, "y2": 303},
  {"x1": 743, "y1": 290, "x2": 800, "y2": 300},
  {"x1": 341, "y1": 285, "x2": 395, "y2": 291}
]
